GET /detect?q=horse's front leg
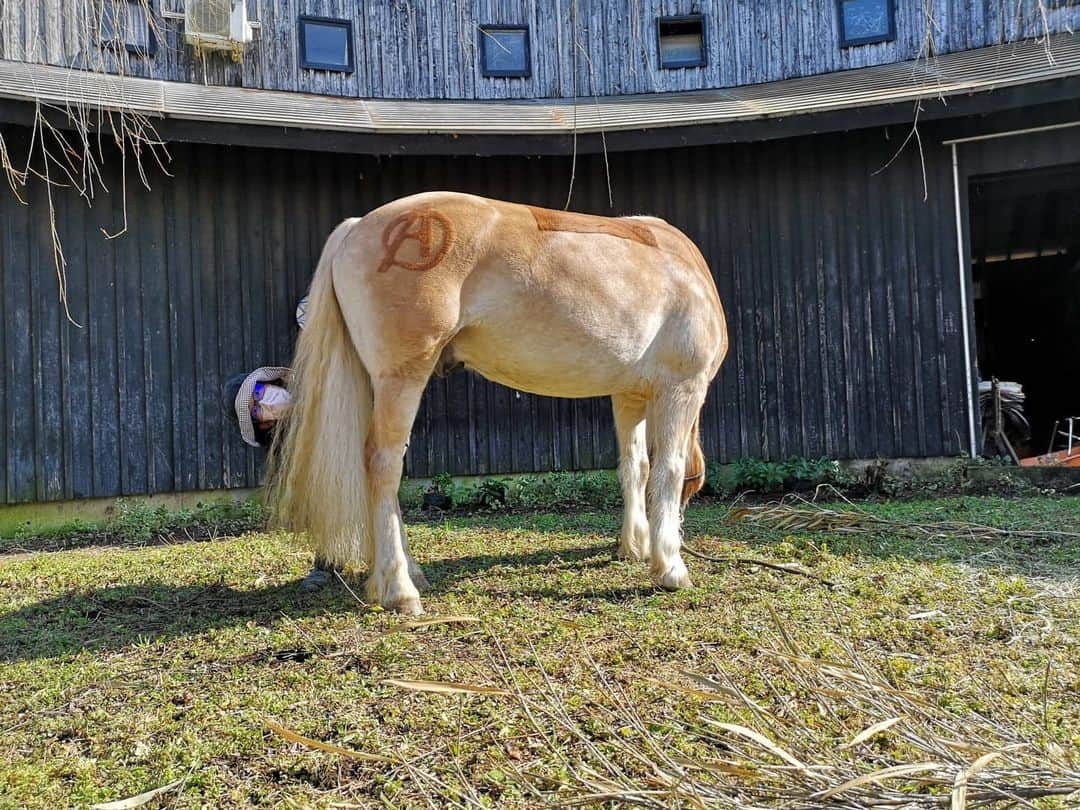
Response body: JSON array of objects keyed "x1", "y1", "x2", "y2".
[
  {"x1": 613, "y1": 395, "x2": 650, "y2": 562},
  {"x1": 644, "y1": 384, "x2": 707, "y2": 591},
  {"x1": 364, "y1": 374, "x2": 429, "y2": 615}
]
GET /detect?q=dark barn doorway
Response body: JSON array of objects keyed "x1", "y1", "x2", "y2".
[{"x1": 969, "y1": 163, "x2": 1080, "y2": 459}]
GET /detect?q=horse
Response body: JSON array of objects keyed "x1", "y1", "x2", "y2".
[{"x1": 266, "y1": 191, "x2": 728, "y2": 615}]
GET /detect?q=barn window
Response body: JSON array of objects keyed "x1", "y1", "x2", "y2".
[
  {"x1": 837, "y1": 0, "x2": 896, "y2": 47},
  {"x1": 298, "y1": 16, "x2": 354, "y2": 72},
  {"x1": 657, "y1": 15, "x2": 706, "y2": 69},
  {"x1": 479, "y1": 25, "x2": 531, "y2": 77},
  {"x1": 99, "y1": 0, "x2": 156, "y2": 57}
]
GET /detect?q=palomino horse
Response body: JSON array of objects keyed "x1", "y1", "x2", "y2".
[{"x1": 267, "y1": 192, "x2": 728, "y2": 614}]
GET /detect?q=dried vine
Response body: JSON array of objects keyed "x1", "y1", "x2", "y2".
[{"x1": 0, "y1": 0, "x2": 172, "y2": 323}]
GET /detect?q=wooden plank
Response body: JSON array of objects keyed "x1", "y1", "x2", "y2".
[
  {"x1": 888, "y1": 135, "x2": 923, "y2": 456},
  {"x1": 786, "y1": 140, "x2": 818, "y2": 456},
  {"x1": 862, "y1": 129, "x2": 893, "y2": 457},
  {"x1": 138, "y1": 161, "x2": 174, "y2": 493},
  {"x1": 191, "y1": 143, "x2": 221, "y2": 489},
  {"x1": 837, "y1": 130, "x2": 870, "y2": 458},
  {"x1": 113, "y1": 170, "x2": 149, "y2": 495},
  {"x1": 29, "y1": 177, "x2": 65, "y2": 501},
  {"x1": 1, "y1": 142, "x2": 34, "y2": 502},
  {"x1": 57, "y1": 178, "x2": 91, "y2": 498},
  {"x1": 164, "y1": 143, "x2": 197, "y2": 491}
]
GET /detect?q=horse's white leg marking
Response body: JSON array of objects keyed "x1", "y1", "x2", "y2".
[
  {"x1": 612, "y1": 395, "x2": 649, "y2": 562},
  {"x1": 644, "y1": 383, "x2": 707, "y2": 591},
  {"x1": 402, "y1": 527, "x2": 429, "y2": 591},
  {"x1": 364, "y1": 375, "x2": 429, "y2": 615}
]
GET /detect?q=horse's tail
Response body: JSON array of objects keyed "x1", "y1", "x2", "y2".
[
  {"x1": 681, "y1": 415, "x2": 706, "y2": 506},
  {"x1": 265, "y1": 218, "x2": 372, "y2": 568}
]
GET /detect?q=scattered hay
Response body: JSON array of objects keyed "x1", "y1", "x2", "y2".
[
  {"x1": 727, "y1": 494, "x2": 1080, "y2": 546},
  {"x1": 265, "y1": 622, "x2": 1079, "y2": 808},
  {"x1": 495, "y1": 633, "x2": 1080, "y2": 808}
]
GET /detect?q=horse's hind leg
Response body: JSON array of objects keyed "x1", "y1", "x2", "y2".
[
  {"x1": 645, "y1": 382, "x2": 708, "y2": 591},
  {"x1": 365, "y1": 372, "x2": 431, "y2": 614},
  {"x1": 613, "y1": 395, "x2": 649, "y2": 562}
]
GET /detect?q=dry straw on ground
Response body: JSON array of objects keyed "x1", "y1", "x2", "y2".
[
  {"x1": 727, "y1": 491, "x2": 1080, "y2": 546},
  {"x1": 268, "y1": 620, "x2": 1079, "y2": 809}
]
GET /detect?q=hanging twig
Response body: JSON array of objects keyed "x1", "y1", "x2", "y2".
[
  {"x1": 564, "y1": 0, "x2": 579, "y2": 209},
  {"x1": 0, "y1": 0, "x2": 171, "y2": 322}
]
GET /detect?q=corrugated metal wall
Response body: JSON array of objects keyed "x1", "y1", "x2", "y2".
[
  {"x1": 0, "y1": 121, "x2": 973, "y2": 503},
  {"x1": 2, "y1": 1, "x2": 1078, "y2": 100}
]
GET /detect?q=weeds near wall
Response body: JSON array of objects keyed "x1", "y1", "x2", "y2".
[{"x1": 4, "y1": 497, "x2": 267, "y2": 552}]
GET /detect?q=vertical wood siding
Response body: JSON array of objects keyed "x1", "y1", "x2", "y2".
[
  {"x1": 1, "y1": 1, "x2": 1078, "y2": 99},
  {"x1": 0, "y1": 119, "x2": 983, "y2": 503}
]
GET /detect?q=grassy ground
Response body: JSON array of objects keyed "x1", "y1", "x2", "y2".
[{"x1": 0, "y1": 496, "x2": 1077, "y2": 808}]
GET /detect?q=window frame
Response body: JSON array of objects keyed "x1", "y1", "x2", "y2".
[
  {"x1": 836, "y1": 0, "x2": 896, "y2": 48},
  {"x1": 656, "y1": 14, "x2": 708, "y2": 70},
  {"x1": 298, "y1": 15, "x2": 355, "y2": 73},
  {"x1": 478, "y1": 24, "x2": 532, "y2": 78},
  {"x1": 99, "y1": 0, "x2": 157, "y2": 58}
]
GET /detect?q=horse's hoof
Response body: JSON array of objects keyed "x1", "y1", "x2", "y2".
[
  {"x1": 299, "y1": 567, "x2": 334, "y2": 591},
  {"x1": 368, "y1": 572, "x2": 424, "y2": 614},
  {"x1": 388, "y1": 596, "x2": 424, "y2": 616},
  {"x1": 652, "y1": 563, "x2": 693, "y2": 591}
]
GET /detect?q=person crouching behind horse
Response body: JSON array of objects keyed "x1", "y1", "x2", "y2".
[
  {"x1": 223, "y1": 366, "x2": 339, "y2": 590},
  {"x1": 224, "y1": 367, "x2": 293, "y2": 449}
]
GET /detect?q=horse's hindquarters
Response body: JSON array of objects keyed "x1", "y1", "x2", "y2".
[{"x1": 451, "y1": 236, "x2": 723, "y2": 398}]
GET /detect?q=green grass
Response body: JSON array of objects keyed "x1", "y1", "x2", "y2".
[{"x1": 1, "y1": 497, "x2": 1077, "y2": 807}]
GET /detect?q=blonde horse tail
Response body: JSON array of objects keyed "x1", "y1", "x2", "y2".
[
  {"x1": 265, "y1": 218, "x2": 371, "y2": 569},
  {"x1": 681, "y1": 415, "x2": 706, "y2": 507}
]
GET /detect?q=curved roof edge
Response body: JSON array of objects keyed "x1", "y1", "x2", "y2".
[{"x1": 0, "y1": 34, "x2": 1078, "y2": 148}]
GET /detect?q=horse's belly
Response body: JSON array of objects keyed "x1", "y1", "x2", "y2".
[{"x1": 451, "y1": 328, "x2": 641, "y2": 399}]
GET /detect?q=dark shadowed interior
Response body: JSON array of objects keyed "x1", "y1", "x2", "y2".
[{"x1": 970, "y1": 163, "x2": 1080, "y2": 456}]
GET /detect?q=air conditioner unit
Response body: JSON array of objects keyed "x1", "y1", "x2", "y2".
[{"x1": 185, "y1": 0, "x2": 252, "y2": 59}]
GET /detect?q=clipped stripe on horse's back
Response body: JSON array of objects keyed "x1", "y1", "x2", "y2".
[{"x1": 527, "y1": 205, "x2": 658, "y2": 248}]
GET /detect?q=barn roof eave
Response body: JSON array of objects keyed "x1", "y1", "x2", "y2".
[{"x1": 0, "y1": 34, "x2": 1079, "y2": 155}]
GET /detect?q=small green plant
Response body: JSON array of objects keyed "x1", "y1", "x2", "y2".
[
  {"x1": 471, "y1": 478, "x2": 510, "y2": 510},
  {"x1": 779, "y1": 457, "x2": 838, "y2": 485},
  {"x1": 111, "y1": 500, "x2": 181, "y2": 542},
  {"x1": 511, "y1": 472, "x2": 621, "y2": 510},
  {"x1": 729, "y1": 456, "x2": 844, "y2": 494},
  {"x1": 423, "y1": 473, "x2": 456, "y2": 510},
  {"x1": 105, "y1": 498, "x2": 267, "y2": 544},
  {"x1": 731, "y1": 457, "x2": 786, "y2": 492}
]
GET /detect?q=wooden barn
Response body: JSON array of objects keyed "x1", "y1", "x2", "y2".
[{"x1": 0, "y1": 1, "x2": 1078, "y2": 506}]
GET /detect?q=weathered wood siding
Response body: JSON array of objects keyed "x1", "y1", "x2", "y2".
[
  {"x1": 0, "y1": 117, "x2": 984, "y2": 503},
  {"x1": 2, "y1": 1, "x2": 1078, "y2": 100}
]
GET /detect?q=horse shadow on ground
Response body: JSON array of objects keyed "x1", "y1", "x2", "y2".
[{"x1": 0, "y1": 542, "x2": 652, "y2": 663}]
